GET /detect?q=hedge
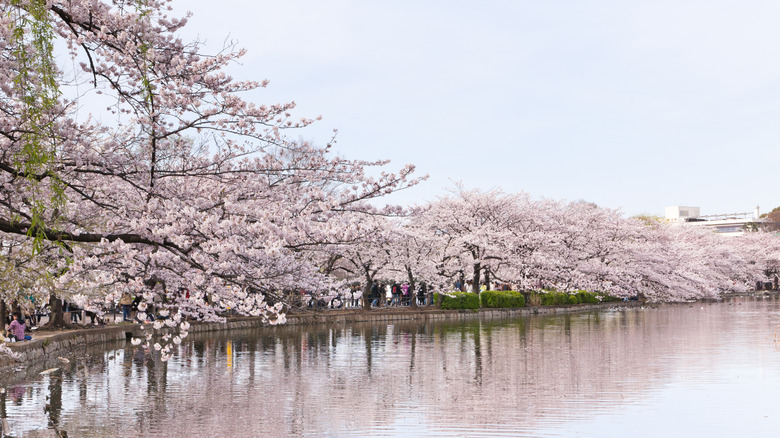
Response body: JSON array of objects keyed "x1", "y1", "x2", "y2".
[
  {"x1": 435, "y1": 292, "x2": 480, "y2": 310},
  {"x1": 575, "y1": 290, "x2": 600, "y2": 304},
  {"x1": 432, "y1": 289, "x2": 618, "y2": 310},
  {"x1": 527, "y1": 290, "x2": 621, "y2": 306},
  {"x1": 481, "y1": 290, "x2": 525, "y2": 308},
  {"x1": 538, "y1": 291, "x2": 570, "y2": 306}
]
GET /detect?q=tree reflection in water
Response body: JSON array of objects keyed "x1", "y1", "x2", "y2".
[
  {"x1": 45, "y1": 370, "x2": 62, "y2": 430},
  {"x1": 2, "y1": 296, "x2": 780, "y2": 436}
]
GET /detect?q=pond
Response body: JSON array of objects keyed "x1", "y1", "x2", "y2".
[{"x1": 2, "y1": 295, "x2": 780, "y2": 437}]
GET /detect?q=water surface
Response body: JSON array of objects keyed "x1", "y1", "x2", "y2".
[{"x1": 3, "y1": 296, "x2": 780, "y2": 437}]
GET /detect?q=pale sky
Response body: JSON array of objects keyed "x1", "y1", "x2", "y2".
[{"x1": 169, "y1": 0, "x2": 780, "y2": 217}]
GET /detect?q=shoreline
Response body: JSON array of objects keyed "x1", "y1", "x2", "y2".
[{"x1": 3, "y1": 296, "x2": 760, "y2": 382}]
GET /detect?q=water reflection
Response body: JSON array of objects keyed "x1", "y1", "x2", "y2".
[{"x1": 2, "y1": 296, "x2": 780, "y2": 436}]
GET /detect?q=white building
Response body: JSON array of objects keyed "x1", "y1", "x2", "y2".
[{"x1": 664, "y1": 205, "x2": 766, "y2": 237}]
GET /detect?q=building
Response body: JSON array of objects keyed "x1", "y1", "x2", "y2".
[{"x1": 664, "y1": 205, "x2": 766, "y2": 237}]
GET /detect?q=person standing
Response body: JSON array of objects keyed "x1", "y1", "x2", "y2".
[
  {"x1": 352, "y1": 285, "x2": 360, "y2": 308},
  {"x1": 68, "y1": 302, "x2": 82, "y2": 324},
  {"x1": 371, "y1": 280, "x2": 382, "y2": 307},
  {"x1": 119, "y1": 292, "x2": 133, "y2": 321},
  {"x1": 389, "y1": 282, "x2": 398, "y2": 306},
  {"x1": 417, "y1": 282, "x2": 427, "y2": 306}
]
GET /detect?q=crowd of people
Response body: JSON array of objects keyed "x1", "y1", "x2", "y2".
[
  {"x1": 297, "y1": 281, "x2": 436, "y2": 309},
  {"x1": 2, "y1": 278, "x2": 546, "y2": 343},
  {"x1": 293, "y1": 278, "x2": 535, "y2": 310},
  {"x1": 0, "y1": 292, "x2": 163, "y2": 343},
  {"x1": 365, "y1": 281, "x2": 433, "y2": 308},
  {"x1": 299, "y1": 280, "x2": 520, "y2": 309}
]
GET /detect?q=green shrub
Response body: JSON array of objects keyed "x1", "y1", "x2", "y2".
[
  {"x1": 535, "y1": 290, "x2": 595, "y2": 306},
  {"x1": 435, "y1": 292, "x2": 480, "y2": 310},
  {"x1": 539, "y1": 291, "x2": 570, "y2": 306},
  {"x1": 575, "y1": 290, "x2": 599, "y2": 304},
  {"x1": 527, "y1": 293, "x2": 542, "y2": 306},
  {"x1": 481, "y1": 290, "x2": 526, "y2": 308}
]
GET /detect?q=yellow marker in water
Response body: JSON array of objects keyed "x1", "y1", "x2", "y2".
[{"x1": 226, "y1": 340, "x2": 233, "y2": 368}]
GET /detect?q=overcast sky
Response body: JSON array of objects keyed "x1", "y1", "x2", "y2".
[{"x1": 168, "y1": 0, "x2": 780, "y2": 217}]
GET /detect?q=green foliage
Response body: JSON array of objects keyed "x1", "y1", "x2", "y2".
[
  {"x1": 539, "y1": 291, "x2": 571, "y2": 306},
  {"x1": 575, "y1": 290, "x2": 600, "y2": 304},
  {"x1": 435, "y1": 292, "x2": 480, "y2": 310},
  {"x1": 481, "y1": 290, "x2": 525, "y2": 308},
  {"x1": 11, "y1": 0, "x2": 65, "y2": 253},
  {"x1": 527, "y1": 293, "x2": 542, "y2": 306},
  {"x1": 527, "y1": 289, "x2": 628, "y2": 306},
  {"x1": 596, "y1": 293, "x2": 623, "y2": 303},
  {"x1": 432, "y1": 289, "x2": 619, "y2": 310}
]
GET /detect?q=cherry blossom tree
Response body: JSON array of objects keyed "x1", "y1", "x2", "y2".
[
  {"x1": 385, "y1": 217, "x2": 444, "y2": 307},
  {"x1": 0, "y1": 237, "x2": 57, "y2": 323},
  {"x1": 412, "y1": 186, "x2": 779, "y2": 302},
  {"x1": 323, "y1": 214, "x2": 400, "y2": 310},
  {"x1": 726, "y1": 230, "x2": 780, "y2": 289},
  {"x1": 0, "y1": 0, "x2": 422, "y2": 339},
  {"x1": 416, "y1": 186, "x2": 533, "y2": 294},
  {"x1": 3, "y1": 2, "x2": 778, "y2": 359}
]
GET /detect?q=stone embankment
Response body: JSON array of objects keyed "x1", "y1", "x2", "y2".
[{"x1": 0, "y1": 301, "x2": 641, "y2": 380}]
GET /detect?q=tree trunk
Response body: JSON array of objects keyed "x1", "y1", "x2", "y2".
[
  {"x1": 362, "y1": 282, "x2": 372, "y2": 310},
  {"x1": 471, "y1": 263, "x2": 481, "y2": 294},
  {"x1": 484, "y1": 268, "x2": 491, "y2": 291},
  {"x1": 362, "y1": 268, "x2": 373, "y2": 311},
  {"x1": 407, "y1": 268, "x2": 417, "y2": 308},
  {"x1": 46, "y1": 295, "x2": 65, "y2": 328},
  {"x1": 0, "y1": 301, "x2": 5, "y2": 327}
]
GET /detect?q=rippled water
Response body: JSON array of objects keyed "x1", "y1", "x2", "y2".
[{"x1": 3, "y1": 295, "x2": 780, "y2": 437}]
